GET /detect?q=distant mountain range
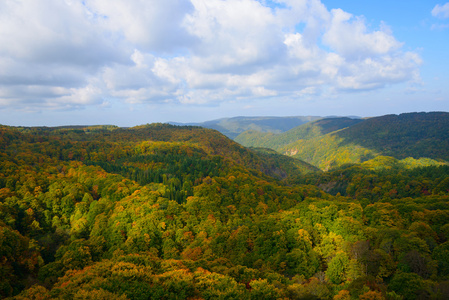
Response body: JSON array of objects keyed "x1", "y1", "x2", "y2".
[
  {"x1": 178, "y1": 112, "x2": 449, "y2": 171},
  {"x1": 234, "y1": 112, "x2": 449, "y2": 170},
  {"x1": 3, "y1": 113, "x2": 449, "y2": 299},
  {"x1": 170, "y1": 116, "x2": 323, "y2": 139}
]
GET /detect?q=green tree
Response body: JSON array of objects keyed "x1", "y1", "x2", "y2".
[{"x1": 326, "y1": 252, "x2": 350, "y2": 284}]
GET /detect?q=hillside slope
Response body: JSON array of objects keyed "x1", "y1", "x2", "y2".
[
  {"x1": 172, "y1": 116, "x2": 321, "y2": 139},
  {"x1": 3, "y1": 124, "x2": 316, "y2": 185},
  {"x1": 336, "y1": 112, "x2": 449, "y2": 159},
  {"x1": 236, "y1": 112, "x2": 449, "y2": 170},
  {"x1": 286, "y1": 112, "x2": 449, "y2": 169},
  {"x1": 235, "y1": 117, "x2": 363, "y2": 149},
  {"x1": 2, "y1": 122, "x2": 449, "y2": 299}
]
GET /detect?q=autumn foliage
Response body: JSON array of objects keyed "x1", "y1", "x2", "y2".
[{"x1": 0, "y1": 122, "x2": 449, "y2": 299}]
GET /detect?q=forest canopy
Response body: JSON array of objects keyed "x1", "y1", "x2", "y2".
[{"x1": 1, "y1": 118, "x2": 449, "y2": 299}]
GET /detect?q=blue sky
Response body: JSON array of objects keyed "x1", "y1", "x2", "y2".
[{"x1": 0, "y1": 0, "x2": 448, "y2": 126}]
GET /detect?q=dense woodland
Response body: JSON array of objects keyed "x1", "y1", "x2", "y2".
[
  {"x1": 1, "y1": 114, "x2": 449, "y2": 299},
  {"x1": 175, "y1": 116, "x2": 321, "y2": 139},
  {"x1": 235, "y1": 112, "x2": 449, "y2": 171}
]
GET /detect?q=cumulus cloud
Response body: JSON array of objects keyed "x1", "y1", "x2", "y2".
[
  {"x1": 0, "y1": 0, "x2": 421, "y2": 110},
  {"x1": 84, "y1": 0, "x2": 196, "y2": 52},
  {"x1": 432, "y1": 3, "x2": 449, "y2": 19},
  {"x1": 184, "y1": 0, "x2": 285, "y2": 73},
  {"x1": 322, "y1": 10, "x2": 402, "y2": 59},
  {"x1": 0, "y1": 0, "x2": 127, "y2": 67},
  {"x1": 0, "y1": 0, "x2": 127, "y2": 109}
]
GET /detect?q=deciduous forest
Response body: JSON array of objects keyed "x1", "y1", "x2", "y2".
[{"x1": 1, "y1": 113, "x2": 449, "y2": 299}]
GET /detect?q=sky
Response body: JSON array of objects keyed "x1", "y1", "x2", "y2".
[{"x1": 0, "y1": 0, "x2": 448, "y2": 127}]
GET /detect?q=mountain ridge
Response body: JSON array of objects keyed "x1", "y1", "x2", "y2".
[
  {"x1": 2, "y1": 115, "x2": 449, "y2": 299},
  {"x1": 170, "y1": 115, "x2": 323, "y2": 139},
  {"x1": 234, "y1": 112, "x2": 449, "y2": 170}
]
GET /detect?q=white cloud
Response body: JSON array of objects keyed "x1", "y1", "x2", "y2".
[
  {"x1": 333, "y1": 52, "x2": 422, "y2": 90},
  {"x1": 84, "y1": 0, "x2": 195, "y2": 52},
  {"x1": 184, "y1": 0, "x2": 285, "y2": 72},
  {"x1": 0, "y1": 0, "x2": 421, "y2": 112},
  {"x1": 323, "y1": 9, "x2": 402, "y2": 59},
  {"x1": 432, "y1": 3, "x2": 449, "y2": 19},
  {"x1": 0, "y1": 0, "x2": 125, "y2": 66},
  {"x1": 101, "y1": 51, "x2": 183, "y2": 103},
  {"x1": 0, "y1": 0, "x2": 127, "y2": 110}
]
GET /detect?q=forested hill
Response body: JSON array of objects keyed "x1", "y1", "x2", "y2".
[
  {"x1": 336, "y1": 112, "x2": 449, "y2": 160},
  {"x1": 235, "y1": 117, "x2": 363, "y2": 150},
  {"x1": 0, "y1": 123, "x2": 316, "y2": 184},
  {"x1": 171, "y1": 116, "x2": 321, "y2": 139},
  {"x1": 236, "y1": 112, "x2": 449, "y2": 170},
  {"x1": 2, "y1": 120, "x2": 449, "y2": 299}
]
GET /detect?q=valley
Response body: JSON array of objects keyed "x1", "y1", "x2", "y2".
[{"x1": 1, "y1": 112, "x2": 449, "y2": 299}]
